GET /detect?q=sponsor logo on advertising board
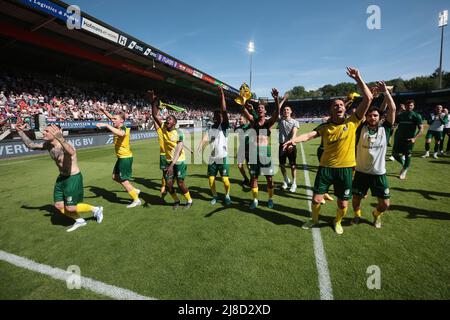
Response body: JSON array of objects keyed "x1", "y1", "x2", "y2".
[{"x1": 81, "y1": 17, "x2": 119, "y2": 43}]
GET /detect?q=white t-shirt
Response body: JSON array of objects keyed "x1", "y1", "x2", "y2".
[
  {"x1": 356, "y1": 123, "x2": 391, "y2": 175},
  {"x1": 429, "y1": 113, "x2": 448, "y2": 132},
  {"x1": 208, "y1": 123, "x2": 229, "y2": 162}
]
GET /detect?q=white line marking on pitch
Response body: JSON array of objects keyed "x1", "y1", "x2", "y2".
[
  {"x1": 299, "y1": 142, "x2": 334, "y2": 300},
  {"x1": 0, "y1": 250, "x2": 156, "y2": 300}
]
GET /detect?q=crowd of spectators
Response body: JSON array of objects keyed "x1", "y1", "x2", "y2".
[
  {"x1": 0, "y1": 71, "x2": 244, "y2": 133},
  {"x1": 0, "y1": 71, "x2": 444, "y2": 136}
]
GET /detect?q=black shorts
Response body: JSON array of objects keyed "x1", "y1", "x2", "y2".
[{"x1": 279, "y1": 144, "x2": 297, "y2": 166}]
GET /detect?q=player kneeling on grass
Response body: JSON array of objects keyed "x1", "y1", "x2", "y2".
[
  {"x1": 197, "y1": 86, "x2": 231, "y2": 206},
  {"x1": 283, "y1": 67, "x2": 373, "y2": 235},
  {"x1": 352, "y1": 81, "x2": 396, "y2": 229},
  {"x1": 96, "y1": 106, "x2": 141, "y2": 208},
  {"x1": 149, "y1": 90, "x2": 193, "y2": 210},
  {"x1": 16, "y1": 123, "x2": 103, "y2": 232}
]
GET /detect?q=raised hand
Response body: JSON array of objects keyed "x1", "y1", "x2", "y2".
[
  {"x1": 376, "y1": 80, "x2": 388, "y2": 92},
  {"x1": 346, "y1": 67, "x2": 361, "y2": 81},
  {"x1": 47, "y1": 124, "x2": 63, "y2": 141},
  {"x1": 283, "y1": 92, "x2": 289, "y2": 100},
  {"x1": 271, "y1": 88, "x2": 279, "y2": 100},
  {"x1": 16, "y1": 123, "x2": 27, "y2": 132}
]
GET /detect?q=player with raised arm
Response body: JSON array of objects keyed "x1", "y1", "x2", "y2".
[
  {"x1": 235, "y1": 115, "x2": 251, "y2": 186},
  {"x1": 278, "y1": 96, "x2": 300, "y2": 193},
  {"x1": 149, "y1": 90, "x2": 193, "y2": 210},
  {"x1": 197, "y1": 86, "x2": 232, "y2": 206},
  {"x1": 422, "y1": 105, "x2": 448, "y2": 159},
  {"x1": 241, "y1": 89, "x2": 281, "y2": 209},
  {"x1": 351, "y1": 81, "x2": 396, "y2": 228},
  {"x1": 96, "y1": 106, "x2": 141, "y2": 208},
  {"x1": 392, "y1": 100, "x2": 424, "y2": 179},
  {"x1": 153, "y1": 109, "x2": 168, "y2": 198},
  {"x1": 16, "y1": 124, "x2": 103, "y2": 232},
  {"x1": 283, "y1": 67, "x2": 373, "y2": 234}
]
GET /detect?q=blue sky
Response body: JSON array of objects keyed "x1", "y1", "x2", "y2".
[{"x1": 70, "y1": 0, "x2": 449, "y2": 97}]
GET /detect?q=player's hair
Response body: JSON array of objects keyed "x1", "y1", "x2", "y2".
[
  {"x1": 366, "y1": 106, "x2": 381, "y2": 115},
  {"x1": 405, "y1": 99, "x2": 415, "y2": 106},
  {"x1": 330, "y1": 99, "x2": 345, "y2": 108}
]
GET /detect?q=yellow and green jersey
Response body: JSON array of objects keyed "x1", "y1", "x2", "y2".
[
  {"x1": 156, "y1": 127, "x2": 165, "y2": 156},
  {"x1": 314, "y1": 113, "x2": 363, "y2": 168},
  {"x1": 114, "y1": 125, "x2": 133, "y2": 158},
  {"x1": 161, "y1": 123, "x2": 185, "y2": 162}
]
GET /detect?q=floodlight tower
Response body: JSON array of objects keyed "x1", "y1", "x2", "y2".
[
  {"x1": 248, "y1": 41, "x2": 255, "y2": 91},
  {"x1": 438, "y1": 10, "x2": 448, "y2": 89}
]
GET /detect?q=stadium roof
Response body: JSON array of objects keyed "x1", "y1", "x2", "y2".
[{"x1": 0, "y1": 0, "x2": 240, "y2": 97}]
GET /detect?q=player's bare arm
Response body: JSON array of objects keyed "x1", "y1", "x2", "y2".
[
  {"x1": 279, "y1": 92, "x2": 289, "y2": 110},
  {"x1": 218, "y1": 86, "x2": 229, "y2": 125},
  {"x1": 149, "y1": 90, "x2": 163, "y2": 128},
  {"x1": 96, "y1": 122, "x2": 126, "y2": 137},
  {"x1": 378, "y1": 81, "x2": 396, "y2": 125},
  {"x1": 16, "y1": 124, "x2": 47, "y2": 150},
  {"x1": 197, "y1": 132, "x2": 209, "y2": 154},
  {"x1": 241, "y1": 102, "x2": 255, "y2": 124},
  {"x1": 347, "y1": 67, "x2": 373, "y2": 120},
  {"x1": 47, "y1": 124, "x2": 76, "y2": 156},
  {"x1": 266, "y1": 88, "x2": 281, "y2": 128},
  {"x1": 96, "y1": 103, "x2": 114, "y2": 121},
  {"x1": 166, "y1": 141, "x2": 183, "y2": 175},
  {"x1": 283, "y1": 131, "x2": 319, "y2": 149}
]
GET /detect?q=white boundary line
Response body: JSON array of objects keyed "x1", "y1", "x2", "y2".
[
  {"x1": 0, "y1": 250, "x2": 155, "y2": 300},
  {"x1": 299, "y1": 142, "x2": 334, "y2": 300}
]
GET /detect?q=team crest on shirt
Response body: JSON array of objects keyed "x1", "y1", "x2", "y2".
[
  {"x1": 67, "y1": 196, "x2": 72, "y2": 202},
  {"x1": 343, "y1": 125, "x2": 348, "y2": 131},
  {"x1": 344, "y1": 189, "x2": 350, "y2": 196},
  {"x1": 384, "y1": 188, "x2": 390, "y2": 195}
]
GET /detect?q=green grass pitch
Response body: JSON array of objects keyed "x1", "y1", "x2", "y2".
[{"x1": 0, "y1": 124, "x2": 449, "y2": 299}]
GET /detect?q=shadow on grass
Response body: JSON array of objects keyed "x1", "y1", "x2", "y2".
[
  {"x1": 84, "y1": 186, "x2": 130, "y2": 205},
  {"x1": 21, "y1": 204, "x2": 95, "y2": 226},
  {"x1": 133, "y1": 177, "x2": 162, "y2": 192},
  {"x1": 186, "y1": 184, "x2": 312, "y2": 229},
  {"x1": 391, "y1": 187, "x2": 450, "y2": 200},
  {"x1": 428, "y1": 160, "x2": 450, "y2": 165},
  {"x1": 370, "y1": 203, "x2": 450, "y2": 221}
]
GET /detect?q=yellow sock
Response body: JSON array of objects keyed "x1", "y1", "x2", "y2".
[
  {"x1": 267, "y1": 185, "x2": 274, "y2": 199},
  {"x1": 170, "y1": 192, "x2": 180, "y2": 202},
  {"x1": 222, "y1": 176, "x2": 231, "y2": 196},
  {"x1": 336, "y1": 207, "x2": 348, "y2": 224},
  {"x1": 251, "y1": 187, "x2": 259, "y2": 200},
  {"x1": 312, "y1": 203, "x2": 321, "y2": 223},
  {"x1": 354, "y1": 209, "x2": 362, "y2": 218},
  {"x1": 209, "y1": 176, "x2": 217, "y2": 196},
  {"x1": 373, "y1": 208, "x2": 384, "y2": 218},
  {"x1": 128, "y1": 189, "x2": 138, "y2": 201},
  {"x1": 76, "y1": 203, "x2": 95, "y2": 213},
  {"x1": 184, "y1": 191, "x2": 192, "y2": 203}
]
